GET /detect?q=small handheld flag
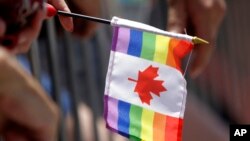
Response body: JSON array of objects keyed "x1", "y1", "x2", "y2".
[
  {"x1": 47, "y1": 5, "x2": 202, "y2": 141},
  {"x1": 104, "y1": 26, "x2": 193, "y2": 141}
]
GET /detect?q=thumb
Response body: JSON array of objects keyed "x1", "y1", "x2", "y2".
[{"x1": 167, "y1": 0, "x2": 187, "y2": 33}]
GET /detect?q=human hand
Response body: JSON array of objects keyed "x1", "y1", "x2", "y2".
[
  {"x1": 67, "y1": 0, "x2": 100, "y2": 38},
  {"x1": 48, "y1": 0, "x2": 73, "y2": 32},
  {"x1": 167, "y1": 0, "x2": 226, "y2": 78},
  {"x1": 0, "y1": 48, "x2": 59, "y2": 141},
  {"x1": 0, "y1": 0, "x2": 73, "y2": 54}
]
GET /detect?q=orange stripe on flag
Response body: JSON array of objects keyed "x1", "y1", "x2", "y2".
[
  {"x1": 165, "y1": 116, "x2": 183, "y2": 141},
  {"x1": 153, "y1": 112, "x2": 166, "y2": 141},
  {"x1": 166, "y1": 40, "x2": 179, "y2": 71}
]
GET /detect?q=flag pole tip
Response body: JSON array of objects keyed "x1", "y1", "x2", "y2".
[{"x1": 192, "y1": 37, "x2": 209, "y2": 44}]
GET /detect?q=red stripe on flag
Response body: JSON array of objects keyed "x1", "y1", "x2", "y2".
[
  {"x1": 165, "y1": 116, "x2": 183, "y2": 141},
  {"x1": 171, "y1": 39, "x2": 193, "y2": 59},
  {"x1": 166, "y1": 38, "x2": 193, "y2": 73}
]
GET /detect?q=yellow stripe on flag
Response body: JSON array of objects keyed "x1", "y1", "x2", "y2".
[
  {"x1": 141, "y1": 108, "x2": 154, "y2": 141},
  {"x1": 153, "y1": 35, "x2": 170, "y2": 64}
]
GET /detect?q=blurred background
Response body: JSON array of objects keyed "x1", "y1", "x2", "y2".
[{"x1": 17, "y1": 0, "x2": 249, "y2": 140}]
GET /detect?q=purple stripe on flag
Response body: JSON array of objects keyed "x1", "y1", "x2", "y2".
[
  {"x1": 111, "y1": 27, "x2": 119, "y2": 51},
  {"x1": 104, "y1": 95, "x2": 109, "y2": 123},
  {"x1": 105, "y1": 95, "x2": 119, "y2": 130},
  {"x1": 116, "y1": 27, "x2": 130, "y2": 53}
]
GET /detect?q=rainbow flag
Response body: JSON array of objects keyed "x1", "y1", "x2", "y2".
[
  {"x1": 112, "y1": 27, "x2": 193, "y2": 72},
  {"x1": 104, "y1": 26, "x2": 193, "y2": 141}
]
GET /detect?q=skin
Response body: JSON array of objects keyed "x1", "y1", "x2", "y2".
[
  {"x1": 67, "y1": 0, "x2": 101, "y2": 38},
  {"x1": 167, "y1": 0, "x2": 226, "y2": 78},
  {"x1": 0, "y1": 0, "x2": 226, "y2": 140},
  {"x1": 0, "y1": 0, "x2": 73, "y2": 140},
  {"x1": 48, "y1": 0, "x2": 73, "y2": 32},
  {"x1": 0, "y1": 47, "x2": 59, "y2": 141}
]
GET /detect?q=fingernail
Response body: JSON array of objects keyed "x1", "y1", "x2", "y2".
[
  {"x1": 66, "y1": 19, "x2": 74, "y2": 32},
  {"x1": 46, "y1": 4, "x2": 57, "y2": 18}
]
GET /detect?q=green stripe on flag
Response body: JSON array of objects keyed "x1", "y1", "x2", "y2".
[
  {"x1": 130, "y1": 135, "x2": 142, "y2": 141},
  {"x1": 141, "y1": 32, "x2": 156, "y2": 60},
  {"x1": 129, "y1": 105, "x2": 143, "y2": 139}
]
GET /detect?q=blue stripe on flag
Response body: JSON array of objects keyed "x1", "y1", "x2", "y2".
[
  {"x1": 127, "y1": 29, "x2": 143, "y2": 57},
  {"x1": 118, "y1": 100, "x2": 131, "y2": 137}
]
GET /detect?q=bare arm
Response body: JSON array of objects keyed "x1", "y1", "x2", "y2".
[{"x1": 0, "y1": 18, "x2": 59, "y2": 141}]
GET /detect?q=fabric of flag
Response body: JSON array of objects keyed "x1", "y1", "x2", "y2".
[{"x1": 104, "y1": 26, "x2": 193, "y2": 141}]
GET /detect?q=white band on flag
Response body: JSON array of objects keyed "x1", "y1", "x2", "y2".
[{"x1": 105, "y1": 51, "x2": 187, "y2": 118}]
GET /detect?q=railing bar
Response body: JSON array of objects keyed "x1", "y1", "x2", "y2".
[
  {"x1": 46, "y1": 19, "x2": 67, "y2": 141},
  {"x1": 95, "y1": 28, "x2": 111, "y2": 86},
  {"x1": 63, "y1": 32, "x2": 84, "y2": 141},
  {"x1": 29, "y1": 40, "x2": 41, "y2": 79},
  {"x1": 81, "y1": 40, "x2": 101, "y2": 141}
]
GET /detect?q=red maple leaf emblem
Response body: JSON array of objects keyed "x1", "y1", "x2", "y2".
[{"x1": 128, "y1": 65, "x2": 167, "y2": 105}]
